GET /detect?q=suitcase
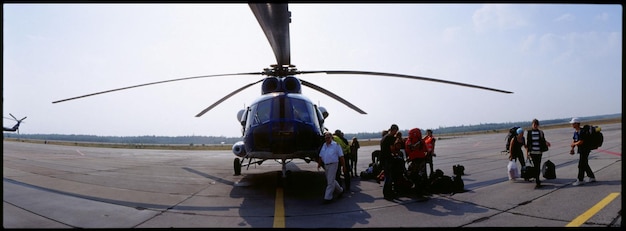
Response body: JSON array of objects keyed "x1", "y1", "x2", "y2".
[{"x1": 520, "y1": 159, "x2": 537, "y2": 181}]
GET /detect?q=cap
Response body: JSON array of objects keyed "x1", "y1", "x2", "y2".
[
  {"x1": 334, "y1": 129, "x2": 342, "y2": 135},
  {"x1": 569, "y1": 117, "x2": 580, "y2": 124},
  {"x1": 516, "y1": 127, "x2": 524, "y2": 135}
]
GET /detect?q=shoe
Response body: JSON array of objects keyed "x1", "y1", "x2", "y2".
[
  {"x1": 586, "y1": 178, "x2": 596, "y2": 183},
  {"x1": 323, "y1": 199, "x2": 332, "y2": 204},
  {"x1": 572, "y1": 180, "x2": 584, "y2": 186},
  {"x1": 534, "y1": 184, "x2": 543, "y2": 189}
]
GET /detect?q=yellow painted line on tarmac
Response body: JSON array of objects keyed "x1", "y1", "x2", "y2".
[
  {"x1": 273, "y1": 188, "x2": 285, "y2": 228},
  {"x1": 566, "y1": 192, "x2": 620, "y2": 227}
]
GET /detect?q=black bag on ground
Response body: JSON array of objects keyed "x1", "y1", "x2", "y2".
[
  {"x1": 429, "y1": 169, "x2": 464, "y2": 194},
  {"x1": 520, "y1": 159, "x2": 537, "y2": 181},
  {"x1": 452, "y1": 174, "x2": 465, "y2": 193},
  {"x1": 430, "y1": 175, "x2": 454, "y2": 194},
  {"x1": 453, "y1": 164, "x2": 465, "y2": 176},
  {"x1": 542, "y1": 159, "x2": 556, "y2": 179}
]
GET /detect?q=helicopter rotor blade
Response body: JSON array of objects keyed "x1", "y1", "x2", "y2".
[
  {"x1": 300, "y1": 79, "x2": 367, "y2": 115},
  {"x1": 249, "y1": 3, "x2": 291, "y2": 66},
  {"x1": 52, "y1": 72, "x2": 262, "y2": 104},
  {"x1": 298, "y1": 70, "x2": 513, "y2": 94},
  {"x1": 9, "y1": 113, "x2": 17, "y2": 121},
  {"x1": 195, "y1": 79, "x2": 265, "y2": 117}
]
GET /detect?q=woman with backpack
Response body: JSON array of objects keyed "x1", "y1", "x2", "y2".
[{"x1": 509, "y1": 127, "x2": 527, "y2": 169}]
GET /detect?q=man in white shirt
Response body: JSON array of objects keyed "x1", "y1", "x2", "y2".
[{"x1": 318, "y1": 131, "x2": 346, "y2": 203}]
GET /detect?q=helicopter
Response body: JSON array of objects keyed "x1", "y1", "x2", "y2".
[
  {"x1": 3, "y1": 113, "x2": 27, "y2": 134},
  {"x1": 53, "y1": 3, "x2": 513, "y2": 178}
]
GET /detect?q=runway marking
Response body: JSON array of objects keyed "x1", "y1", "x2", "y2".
[
  {"x1": 566, "y1": 192, "x2": 620, "y2": 227},
  {"x1": 273, "y1": 188, "x2": 285, "y2": 228},
  {"x1": 76, "y1": 150, "x2": 85, "y2": 156},
  {"x1": 473, "y1": 141, "x2": 482, "y2": 147},
  {"x1": 596, "y1": 149, "x2": 621, "y2": 156}
]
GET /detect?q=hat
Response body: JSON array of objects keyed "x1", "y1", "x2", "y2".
[
  {"x1": 516, "y1": 127, "x2": 524, "y2": 135},
  {"x1": 569, "y1": 117, "x2": 580, "y2": 124},
  {"x1": 334, "y1": 129, "x2": 342, "y2": 135},
  {"x1": 389, "y1": 124, "x2": 399, "y2": 131}
]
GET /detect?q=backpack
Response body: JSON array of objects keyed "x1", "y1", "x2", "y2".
[
  {"x1": 453, "y1": 164, "x2": 465, "y2": 176},
  {"x1": 582, "y1": 125, "x2": 603, "y2": 150},
  {"x1": 505, "y1": 126, "x2": 520, "y2": 152},
  {"x1": 542, "y1": 160, "x2": 556, "y2": 179},
  {"x1": 429, "y1": 171, "x2": 464, "y2": 194}
]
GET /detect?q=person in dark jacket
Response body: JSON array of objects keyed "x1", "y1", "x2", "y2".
[{"x1": 526, "y1": 119, "x2": 551, "y2": 189}]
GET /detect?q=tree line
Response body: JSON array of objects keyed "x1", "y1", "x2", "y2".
[{"x1": 4, "y1": 113, "x2": 620, "y2": 145}]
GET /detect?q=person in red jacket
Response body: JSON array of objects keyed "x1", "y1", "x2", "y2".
[
  {"x1": 423, "y1": 129, "x2": 436, "y2": 178},
  {"x1": 405, "y1": 128, "x2": 428, "y2": 196}
]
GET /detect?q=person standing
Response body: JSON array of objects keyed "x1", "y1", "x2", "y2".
[
  {"x1": 405, "y1": 128, "x2": 428, "y2": 196},
  {"x1": 350, "y1": 137, "x2": 360, "y2": 177},
  {"x1": 380, "y1": 124, "x2": 399, "y2": 200},
  {"x1": 569, "y1": 118, "x2": 596, "y2": 186},
  {"x1": 526, "y1": 119, "x2": 551, "y2": 189},
  {"x1": 371, "y1": 130, "x2": 388, "y2": 164},
  {"x1": 333, "y1": 130, "x2": 351, "y2": 191},
  {"x1": 509, "y1": 127, "x2": 527, "y2": 168},
  {"x1": 318, "y1": 131, "x2": 346, "y2": 203},
  {"x1": 423, "y1": 129, "x2": 436, "y2": 177},
  {"x1": 395, "y1": 132, "x2": 406, "y2": 160}
]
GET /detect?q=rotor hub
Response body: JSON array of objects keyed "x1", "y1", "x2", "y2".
[{"x1": 263, "y1": 64, "x2": 298, "y2": 77}]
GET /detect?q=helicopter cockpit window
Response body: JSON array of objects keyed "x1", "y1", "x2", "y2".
[
  {"x1": 256, "y1": 99, "x2": 272, "y2": 124},
  {"x1": 291, "y1": 99, "x2": 308, "y2": 122},
  {"x1": 290, "y1": 98, "x2": 317, "y2": 126},
  {"x1": 247, "y1": 99, "x2": 272, "y2": 127}
]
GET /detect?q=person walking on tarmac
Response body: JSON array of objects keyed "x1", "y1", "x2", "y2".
[
  {"x1": 569, "y1": 117, "x2": 596, "y2": 186},
  {"x1": 317, "y1": 131, "x2": 346, "y2": 203},
  {"x1": 526, "y1": 119, "x2": 551, "y2": 189},
  {"x1": 509, "y1": 127, "x2": 527, "y2": 168}
]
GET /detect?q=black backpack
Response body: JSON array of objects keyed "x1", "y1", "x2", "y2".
[
  {"x1": 542, "y1": 160, "x2": 556, "y2": 179},
  {"x1": 505, "y1": 126, "x2": 520, "y2": 152},
  {"x1": 429, "y1": 169, "x2": 465, "y2": 194},
  {"x1": 582, "y1": 125, "x2": 603, "y2": 150},
  {"x1": 453, "y1": 164, "x2": 465, "y2": 176}
]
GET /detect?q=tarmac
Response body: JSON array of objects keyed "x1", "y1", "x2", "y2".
[{"x1": 3, "y1": 123, "x2": 622, "y2": 228}]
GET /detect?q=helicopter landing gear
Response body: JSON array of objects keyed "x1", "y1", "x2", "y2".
[{"x1": 234, "y1": 158, "x2": 242, "y2": 176}]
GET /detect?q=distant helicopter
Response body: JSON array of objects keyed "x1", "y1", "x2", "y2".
[
  {"x1": 53, "y1": 3, "x2": 512, "y2": 178},
  {"x1": 3, "y1": 113, "x2": 27, "y2": 134}
]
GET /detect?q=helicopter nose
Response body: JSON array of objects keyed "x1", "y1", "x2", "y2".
[{"x1": 247, "y1": 121, "x2": 320, "y2": 154}]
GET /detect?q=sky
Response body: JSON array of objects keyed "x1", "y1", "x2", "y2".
[{"x1": 3, "y1": 3, "x2": 622, "y2": 137}]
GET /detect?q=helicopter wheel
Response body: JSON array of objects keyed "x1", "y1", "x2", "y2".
[{"x1": 234, "y1": 158, "x2": 242, "y2": 176}]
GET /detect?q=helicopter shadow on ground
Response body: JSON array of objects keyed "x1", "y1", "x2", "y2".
[{"x1": 231, "y1": 162, "x2": 376, "y2": 228}]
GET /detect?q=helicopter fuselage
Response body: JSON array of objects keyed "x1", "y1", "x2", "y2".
[{"x1": 235, "y1": 92, "x2": 326, "y2": 161}]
